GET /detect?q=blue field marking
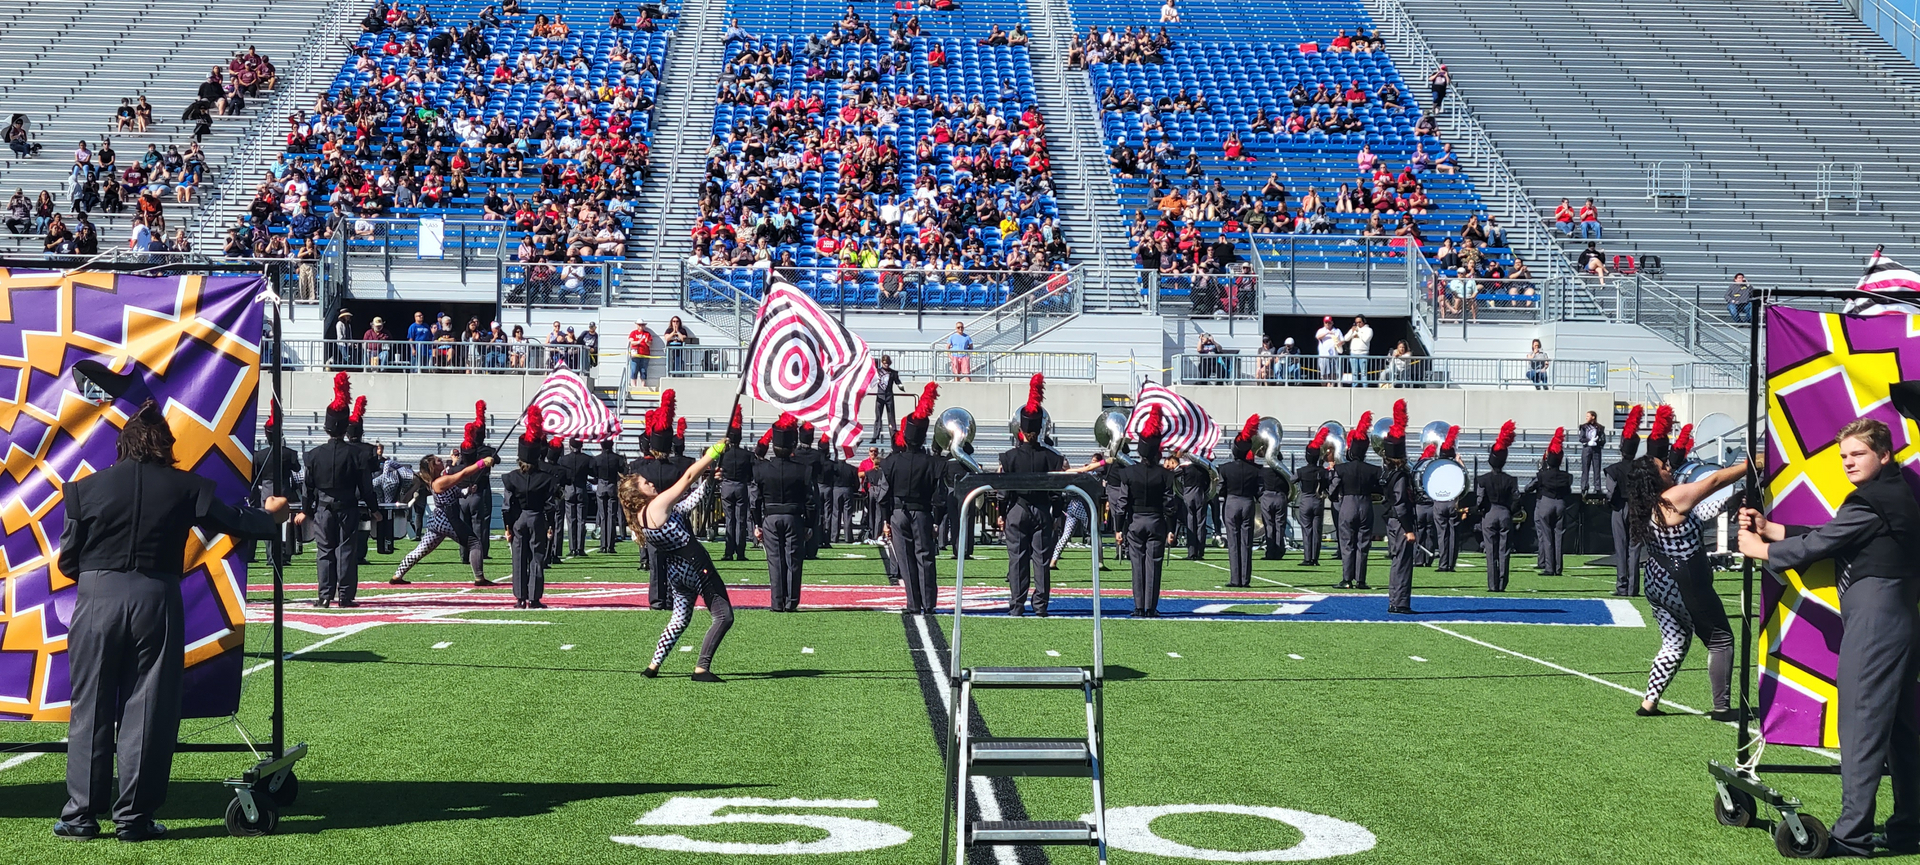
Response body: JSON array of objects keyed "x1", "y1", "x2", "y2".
[{"x1": 952, "y1": 594, "x2": 1645, "y2": 627}]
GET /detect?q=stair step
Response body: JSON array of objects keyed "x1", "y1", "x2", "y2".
[
  {"x1": 969, "y1": 820, "x2": 1098, "y2": 846},
  {"x1": 967, "y1": 666, "x2": 1089, "y2": 688},
  {"x1": 969, "y1": 738, "x2": 1092, "y2": 777}
]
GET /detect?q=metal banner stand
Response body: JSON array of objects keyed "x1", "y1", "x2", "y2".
[
  {"x1": 0, "y1": 260, "x2": 308, "y2": 837},
  {"x1": 938, "y1": 472, "x2": 1108, "y2": 865}
]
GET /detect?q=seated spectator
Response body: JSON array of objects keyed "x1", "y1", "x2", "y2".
[
  {"x1": 1329, "y1": 29, "x2": 1351, "y2": 52},
  {"x1": 115, "y1": 98, "x2": 137, "y2": 132},
  {"x1": 723, "y1": 17, "x2": 755, "y2": 43},
  {"x1": 1435, "y1": 143, "x2": 1459, "y2": 174},
  {"x1": 1578, "y1": 197, "x2": 1601, "y2": 239},
  {"x1": 1554, "y1": 197, "x2": 1575, "y2": 234},
  {"x1": 1008, "y1": 24, "x2": 1028, "y2": 46},
  {"x1": 1577, "y1": 241, "x2": 1607, "y2": 284},
  {"x1": 5, "y1": 114, "x2": 39, "y2": 158},
  {"x1": 1159, "y1": 0, "x2": 1179, "y2": 22}
]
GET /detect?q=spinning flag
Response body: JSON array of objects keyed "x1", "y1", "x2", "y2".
[
  {"x1": 530, "y1": 367, "x2": 621, "y2": 441},
  {"x1": 744, "y1": 282, "x2": 876, "y2": 452},
  {"x1": 1846, "y1": 249, "x2": 1920, "y2": 316},
  {"x1": 1125, "y1": 381, "x2": 1221, "y2": 459}
]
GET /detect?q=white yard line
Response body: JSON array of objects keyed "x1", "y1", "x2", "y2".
[
  {"x1": 914, "y1": 615, "x2": 1021, "y2": 865},
  {"x1": 1422, "y1": 623, "x2": 1840, "y2": 762},
  {"x1": 1251, "y1": 574, "x2": 1298, "y2": 589}
]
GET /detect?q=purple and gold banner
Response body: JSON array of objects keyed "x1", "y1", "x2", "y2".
[
  {"x1": 1761, "y1": 306, "x2": 1920, "y2": 747},
  {"x1": 0, "y1": 269, "x2": 263, "y2": 722}
]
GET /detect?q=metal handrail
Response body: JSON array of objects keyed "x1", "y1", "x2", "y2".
[
  {"x1": 276, "y1": 338, "x2": 591, "y2": 374},
  {"x1": 661, "y1": 345, "x2": 1098, "y2": 381},
  {"x1": 1173, "y1": 351, "x2": 1607, "y2": 389},
  {"x1": 929, "y1": 265, "x2": 1084, "y2": 352},
  {"x1": 1860, "y1": 0, "x2": 1920, "y2": 65},
  {"x1": 1369, "y1": 0, "x2": 1575, "y2": 284}
]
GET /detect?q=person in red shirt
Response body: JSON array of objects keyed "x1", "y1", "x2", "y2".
[
  {"x1": 627, "y1": 320, "x2": 654, "y2": 388},
  {"x1": 927, "y1": 44, "x2": 947, "y2": 67},
  {"x1": 1578, "y1": 197, "x2": 1602, "y2": 239},
  {"x1": 1554, "y1": 198, "x2": 1576, "y2": 235},
  {"x1": 1330, "y1": 29, "x2": 1352, "y2": 52}
]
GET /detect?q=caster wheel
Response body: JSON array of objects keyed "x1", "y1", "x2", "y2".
[
  {"x1": 225, "y1": 795, "x2": 280, "y2": 837},
  {"x1": 1774, "y1": 813, "x2": 1829, "y2": 859},
  {"x1": 258, "y1": 769, "x2": 298, "y2": 807},
  {"x1": 1713, "y1": 787, "x2": 1756, "y2": 828}
]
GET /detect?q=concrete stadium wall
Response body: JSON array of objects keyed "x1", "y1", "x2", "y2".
[{"x1": 1169, "y1": 385, "x2": 1617, "y2": 430}]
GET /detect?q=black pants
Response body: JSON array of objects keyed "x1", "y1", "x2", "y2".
[
  {"x1": 463, "y1": 490, "x2": 492, "y2": 560},
  {"x1": 872, "y1": 393, "x2": 896, "y2": 437},
  {"x1": 375, "y1": 506, "x2": 397, "y2": 554},
  {"x1": 1611, "y1": 505, "x2": 1644, "y2": 595},
  {"x1": 510, "y1": 512, "x2": 548, "y2": 602},
  {"x1": 565, "y1": 491, "x2": 588, "y2": 556},
  {"x1": 720, "y1": 480, "x2": 750, "y2": 559},
  {"x1": 1386, "y1": 518, "x2": 1416, "y2": 610},
  {"x1": 1482, "y1": 505, "x2": 1511, "y2": 591},
  {"x1": 1336, "y1": 495, "x2": 1372, "y2": 588},
  {"x1": 1182, "y1": 490, "x2": 1208, "y2": 558},
  {"x1": 1127, "y1": 513, "x2": 1167, "y2": 615},
  {"x1": 1534, "y1": 496, "x2": 1565, "y2": 575},
  {"x1": 1297, "y1": 498, "x2": 1325, "y2": 565},
  {"x1": 63, "y1": 570, "x2": 185, "y2": 828},
  {"x1": 1431, "y1": 503, "x2": 1459, "y2": 570},
  {"x1": 1004, "y1": 502, "x2": 1052, "y2": 614},
  {"x1": 1222, "y1": 496, "x2": 1256, "y2": 587},
  {"x1": 891, "y1": 509, "x2": 938, "y2": 613},
  {"x1": 763, "y1": 512, "x2": 805, "y2": 611},
  {"x1": 313, "y1": 504, "x2": 359, "y2": 602},
  {"x1": 597, "y1": 482, "x2": 622, "y2": 553},
  {"x1": 1413, "y1": 503, "x2": 1436, "y2": 567},
  {"x1": 1259, "y1": 493, "x2": 1288, "y2": 559},
  {"x1": 1581, "y1": 448, "x2": 1603, "y2": 494},
  {"x1": 830, "y1": 487, "x2": 854, "y2": 544},
  {"x1": 1833, "y1": 577, "x2": 1920, "y2": 849}
]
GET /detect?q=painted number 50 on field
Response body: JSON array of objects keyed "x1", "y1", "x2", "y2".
[{"x1": 612, "y1": 797, "x2": 1376, "y2": 861}]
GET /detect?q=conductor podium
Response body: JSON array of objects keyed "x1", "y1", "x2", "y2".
[{"x1": 940, "y1": 473, "x2": 1110, "y2": 864}]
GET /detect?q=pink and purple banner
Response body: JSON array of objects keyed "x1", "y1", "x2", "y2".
[
  {"x1": 1761, "y1": 305, "x2": 1920, "y2": 747},
  {"x1": 0, "y1": 269, "x2": 263, "y2": 722}
]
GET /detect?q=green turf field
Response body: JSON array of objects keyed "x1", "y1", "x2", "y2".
[{"x1": 0, "y1": 536, "x2": 1898, "y2": 863}]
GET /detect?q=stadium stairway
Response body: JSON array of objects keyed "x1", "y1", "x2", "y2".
[
  {"x1": 622, "y1": 0, "x2": 725, "y2": 306},
  {"x1": 0, "y1": 0, "x2": 346, "y2": 254},
  {"x1": 1020, "y1": 0, "x2": 1139, "y2": 309},
  {"x1": 1382, "y1": 0, "x2": 1920, "y2": 294}
]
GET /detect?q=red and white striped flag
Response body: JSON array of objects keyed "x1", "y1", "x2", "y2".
[
  {"x1": 1125, "y1": 381, "x2": 1222, "y2": 459},
  {"x1": 1848, "y1": 249, "x2": 1920, "y2": 316},
  {"x1": 531, "y1": 368, "x2": 622, "y2": 440},
  {"x1": 745, "y1": 282, "x2": 876, "y2": 452}
]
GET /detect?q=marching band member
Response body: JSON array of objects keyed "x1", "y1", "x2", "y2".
[
  {"x1": 797, "y1": 421, "x2": 828, "y2": 557},
  {"x1": 1216, "y1": 416, "x2": 1264, "y2": 588},
  {"x1": 1528, "y1": 427, "x2": 1573, "y2": 576},
  {"x1": 629, "y1": 391, "x2": 677, "y2": 608},
  {"x1": 882, "y1": 384, "x2": 944, "y2": 614},
  {"x1": 1380, "y1": 401, "x2": 1419, "y2": 614},
  {"x1": 242, "y1": 400, "x2": 299, "y2": 568},
  {"x1": 1001, "y1": 374, "x2": 1065, "y2": 616},
  {"x1": 503, "y1": 406, "x2": 560, "y2": 609},
  {"x1": 754, "y1": 413, "x2": 813, "y2": 612},
  {"x1": 1331, "y1": 412, "x2": 1381, "y2": 590},
  {"x1": 1474, "y1": 421, "x2": 1518, "y2": 592},
  {"x1": 1260, "y1": 435, "x2": 1293, "y2": 561},
  {"x1": 300, "y1": 374, "x2": 380, "y2": 608},
  {"x1": 717, "y1": 405, "x2": 756, "y2": 560},
  {"x1": 1177, "y1": 449, "x2": 1211, "y2": 561},
  {"x1": 1116, "y1": 405, "x2": 1176, "y2": 617},
  {"x1": 592, "y1": 438, "x2": 626, "y2": 553},
  {"x1": 345, "y1": 396, "x2": 374, "y2": 570},
  {"x1": 1429, "y1": 426, "x2": 1463, "y2": 572},
  {"x1": 1604, "y1": 406, "x2": 1645, "y2": 596},
  {"x1": 1296, "y1": 427, "x2": 1331, "y2": 566},
  {"x1": 455, "y1": 401, "x2": 496, "y2": 569},
  {"x1": 1413, "y1": 440, "x2": 1438, "y2": 568},
  {"x1": 558, "y1": 438, "x2": 594, "y2": 558}
]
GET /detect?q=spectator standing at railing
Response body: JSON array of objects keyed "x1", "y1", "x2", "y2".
[
  {"x1": 363, "y1": 317, "x2": 393, "y2": 369},
  {"x1": 1342, "y1": 316, "x2": 1374, "y2": 388},
  {"x1": 407, "y1": 312, "x2": 431, "y2": 369},
  {"x1": 1315, "y1": 316, "x2": 1341, "y2": 386},
  {"x1": 333, "y1": 310, "x2": 355, "y2": 370},
  {"x1": 1254, "y1": 336, "x2": 1276, "y2": 384},
  {"x1": 509, "y1": 326, "x2": 529, "y2": 370},
  {"x1": 1726, "y1": 273, "x2": 1754, "y2": 323},
  {"x1": 1386, "y1": 340, "x2": 1412, "y2": 387},
  {"x1": 946, "y1": 322, "x2": 975, "y2": 382},
  {"x1": 664, "y1": 317, "x2": 690, "y2": 374},
  {"x1": 627, "y1": 320, "x2": 653, "y2": 389},
  {"x1": 1525, "y1": 339, "x2": 1550, "y2": 390},
  {"x1": 487, "y1": 322, "x2": 510, "y2": 371}
]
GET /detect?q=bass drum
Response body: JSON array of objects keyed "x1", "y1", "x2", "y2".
[
  {"x1": 1419, "y1": 458, "x2": 1467, "y2": 502},
  {"x1": 1679, "y1": 461, "x2": 1742, "y2": 516}
]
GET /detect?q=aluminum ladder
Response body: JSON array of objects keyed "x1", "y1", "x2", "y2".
[{"x1": 938, "y1": 473, "x2": 1108, "y2": 865}]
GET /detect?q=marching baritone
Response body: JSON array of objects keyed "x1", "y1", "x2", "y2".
[
  {"x1": 1474, "y1": 420, "x2": 1518, "y2": 592},
  {"x1": 882, "y1": 384, "x2": 945, "y2": 614},
  {"x1": 1296, "y1": 427, "x2": 1331, "y2": 566},
  {"x1": 1380, "y1": 401, "x2": 1419, "y2": 614},
  {"x1": 1116, "y1": 405, "x2": 1177, "y2": 617},
  {"x1": 1330, "y1": 412, "x2": 1382, "y2": 590},
  {"x1": 1001, "y1": 374, "x2": 1065, "y2": 616},
  {"x1": 1260, "y1": 440, "x2": 1292, "y2": 561},
  {"x1": 1216, "y1": 416, "x2": 1265, "y2": 588}
]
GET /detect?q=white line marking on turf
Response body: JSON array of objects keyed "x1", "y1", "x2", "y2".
[
  {"x1": 1167, "y1": 652, "x2": 1182, "y2": 658},
  {"x1": 1422, "y1": 623, "x2": 1840, "y2": 762},
  {"x1": 1046, "y1": 650, "x2": 1060, "y2": 657},
  {"x1": 1602, "y1": 598, "x2": 1647, "y2": 628},
  {"x1": 1252, "y1": 574, "x2": 1298, "y2": 588},
  {"x1": 680, "y1": 646, "x2": 693, "y2": 652},
  {"x1": 431, "y1": 641, "x2": 453, "y2": 649},
  {"x1": 1195, "y1": 561, "x2": 1229, "y2": 572},
  {"x1": 561, "y1": 645, "x2": 576, "y2": 651},
  {"x1": 0, "y1": 749, "x2": 49, "y2": 772},
  {"x1": 1409, "y1": 656, "x2": 1428, "y2": 662},
  {"x1": 913, "y1": 615, "x2": 1020, "y2": 865},
  {"x1": 1287, "y1": 654, "x2": 1305, "y2": 660},
  {"x1": 242, "y1": 629, "x2": 364, "y2": 677},
  {"x1": 802, "y1": 647, "x2": 815, "y2": 654}
]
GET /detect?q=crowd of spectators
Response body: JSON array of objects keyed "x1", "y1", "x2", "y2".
[
  {"x1": 326, "y1": 307, "x2": 602, "y2": 373},
  {"x1": 694, "y1": 7, "x2": 1072, "y2": 303}
]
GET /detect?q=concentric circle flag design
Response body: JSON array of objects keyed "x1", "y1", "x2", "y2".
[
  {"x1": 1762, "y1": 306, "x2": 1920, "y2": 748},
  {"x1": 1125, "y1": 382, "x2": 1222, "y2": 459},
  {"x1": 531, "y1": 368, "x2": 621, "y2": 441},
  {"x1": 0, "y1": 268, "x2": 262, "y2": 722},
  {"x1": 744, "y1": 282, "x2": 876, "y2": 452}
]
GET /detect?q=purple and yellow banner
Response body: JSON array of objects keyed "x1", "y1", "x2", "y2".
[
  {"x1": 1761, "y1": 306, "x2": 1920, "y2": 747},
  {"x1": 0, "y1": 269, "x2": 263, "y2": 722}
]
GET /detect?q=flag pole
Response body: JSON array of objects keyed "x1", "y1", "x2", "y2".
[{"x1": 731, "y1": 288, "x2": 773, "y2": 427}]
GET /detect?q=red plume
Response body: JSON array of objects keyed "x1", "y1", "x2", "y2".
[
  {"x1": 1389, "y1": 399, "x2": 1407, "y2": 439},
  {"x1": 1308, "y1": 427, "x2": 1329, "y2": 450},
  {"x1": 774, "y1": 412, "x2": 798, "y2": 431},
  {"x1": 1236, "y1": 414, "x2": 1260, "y2": 444},
  {"x1": 1548, "y1": 426, "x2": 1565, "y2": 456},
  {"x1": 522, "y1": 403, "x2": 544, "y2": 442},
  {"x1": 758, "y1": 427, "x2": 774, "y2": 446},
  {"x1": 1442, "y1": 425, "x2": 1460, "y2": 453},
  {"x1": 1024, "y1": 373, "x2": 1045, "y2": 415},
  {"x1": 1140, "y1": 404, "x2": 1164, "y2": 439},
  {"x1": 676, "y1": 417, "x2": 687, "y2": 438},
  {"x1": 913, "y1": 382, "x2": 939, "y2": 420},
  {"x1": 1673, "y1": 424, "x2": 1695, "y2": 457},
  {"x1": 801, "y1": 421, "x2": 816, "y2": 438},
  {"x1": 329, "y1": 371, "x2": 350, "y2": 411},
  {"x1": 1649, "y1": 404, "x2": 1675, "y2": 442},
  {"x1": 728, "y1": 403, "x2": 743, "y2": 433},
  {"x1": 474, "y1": 400, "x2": 487, "y2": 424},
  {"x1": 548, "y1": 435, "x2": 564, "y2": 450},
  {"x1": 1350, "y1": 411, "x2": 1372, "y2": 445},
  {"x1": 461, "y1": 420, "x2": 479, "y2": 451},
  {"x1": 893, "y1": 428, "x2": 906, "y2": 449},
  {"x1": 1493, "y1": 420, "x2": 1516, "y2": 453},
  {"x1": 350, "y1": 395, "x2": 367, "y2": 424},
  {"x1": 265, "y1": 399, "x2": 280, "y2": 432},
  {"x1": 657, "y1": 389, "x2": 676, "y2": 428},
  {"x1": 1420, "y1": 443, "x2": 1437, "y2": 460},
  {"x1": 1623, "y1": 404, "x2": 1644, "y2": 438},
  {"x1": 820, "y1": 434, "x2": 831, "y2": 450}
]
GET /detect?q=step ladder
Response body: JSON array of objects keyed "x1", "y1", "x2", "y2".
[{"x1": 939, "y1": 473, "x2": 1108, "y2": 865}]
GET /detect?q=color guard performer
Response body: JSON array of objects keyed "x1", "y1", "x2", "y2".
[
  {"x1": 882, "y1": 384, "x2": 944, "y2": 614},
  {"x1": 1116, "y1": 405, "x2": 1176, "y2": 617},
  {"x1": 299, "y1": 374, "x2": 380, "y2": 608},
  {"x1": 717, "y1": 405, "x2": 755, "y2": 561},
  {"x1": 1528, "y1": 427, "x2": 1573, "y2": 576},
  {"x1": 624, "y1": 435, "x2": 734, "y2": 683},
  {"x1": 1296, "y1": 428, "x2": 1331, "y2": 566},
  {"x1": 503, "y1": 407, "x2": 560, "y2": 609},
  {"x1": 1604, "y1": 406, "x2": 1646, "y2": 596},
  {"x1": 754, "y1": 413, "x2": 812, "y2": 612},
  {"x1": 1474, "y1": 420, "x2": 1518, "y2": 592},
  {"x1": 1331, "y1": 412, "x2": 1382, "y2": 590},
  {"x1": 1001, "y1": 374, "x2": 1064, "y2": 616},
  {"x1": 1380, "y1": 401, "x2": 1419, "y2": 614},
  {"x1": 1216, "y1": 416, "x2": 1264, "y2": 588},
  {"x1": 592, "y1": 438, "x2": 626, "y2": 553},
  {"x1": 1429, "y1": 426, "x2": 1463, "y2": 572}
]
